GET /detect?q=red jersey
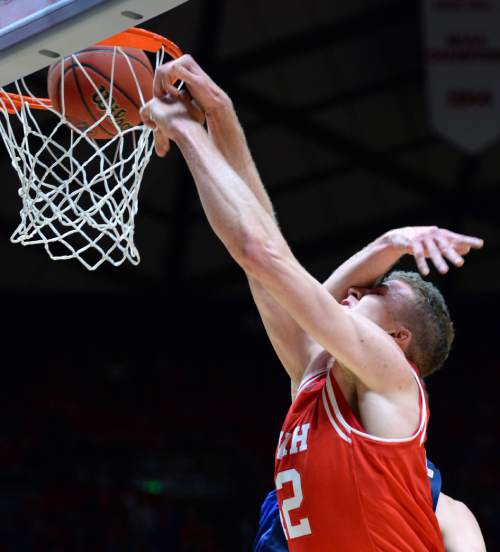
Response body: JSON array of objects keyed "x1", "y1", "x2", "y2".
[{"x1": 274, "y1": 365, "x2": 444, "y2": 552}]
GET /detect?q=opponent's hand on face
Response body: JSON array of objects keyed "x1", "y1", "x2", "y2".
[
  {"x1": 153, "y1": 54, "x2": 229, "y2": 116},
  {"x1": 386, "y1": 226, "x2": 484, "y2": 276},
  {"x1": 140, "y1": 90, "x2": 205, "y2": 157}
]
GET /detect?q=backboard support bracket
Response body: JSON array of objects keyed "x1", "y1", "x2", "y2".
[{"x1": 0, "y1": 0, "x2": 188, "y2": 87}]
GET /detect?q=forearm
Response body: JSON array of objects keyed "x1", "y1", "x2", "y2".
[
  {"x1": 207, "y1": 101, "x2": 276, "y2": 220},
  {"x1": 208, "y1": 103, "x2": 403, "y2": 300},
  {"x1": 171, "y1": 121, "x2": 409, "y2": 393},
  {"x1": 323, "y1": 233, "x2": 405, "y2": 301},
  {"x1": 174, "y1": 120, "x2": 276, "y2": 261},
  {"x1": 180, "y1": 113, "x2": 404, "y2": 306},
  {"x1": 203, "y1": 96, "x2": 314, "y2": 381}
]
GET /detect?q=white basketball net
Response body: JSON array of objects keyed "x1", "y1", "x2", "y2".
[{"x1": 0, "y1": 46, "x2": 167, "y2": 270}]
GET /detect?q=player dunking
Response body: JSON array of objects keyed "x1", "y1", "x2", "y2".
[{"x1": 141, "y1": 56, "x2": 485, "y2": 551}]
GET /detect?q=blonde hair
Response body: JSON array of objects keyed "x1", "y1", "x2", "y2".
[{"x1": 384, "y1": 271, "x2": 455, "y2": 377}]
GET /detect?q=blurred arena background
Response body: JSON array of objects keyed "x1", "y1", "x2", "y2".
[{"x1": 0, "y1": 0, "x2": 498, "y2": 550}]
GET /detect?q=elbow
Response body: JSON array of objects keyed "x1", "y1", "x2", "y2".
[{"x1": 238, "y1": 234, "x2": 282, "y2": 280}]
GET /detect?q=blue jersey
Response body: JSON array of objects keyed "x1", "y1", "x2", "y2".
[
  {"x1": 253, "y1": 459, "x2": 442, "y2": 552},
  {"x1": 427, "y1": 459, "x2": 442, "y2": 511}
]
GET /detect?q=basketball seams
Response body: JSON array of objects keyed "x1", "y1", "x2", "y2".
[
  {"x1": 67, "y1": 64, "x2": 145, "y2": 111},
  {"x1": 48, "y1": 49, "x2": 153, "y2": 80},
  {"x1": 73, "y1": 48, "x2": 154, "y2": 77},
  {"x1": 47, "y1": 47, "x2": 153, "y2": 140},
  {"x1": 72, "y1": 66, "x2": 115, "y2": 138}
]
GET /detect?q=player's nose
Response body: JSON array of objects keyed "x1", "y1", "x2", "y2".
[
  {"x1": 347, "y1": 287, "x2": 366, "y2": 299},
  {"x1": 349, "y1": 286, "x2": 375, "y2": 300}
]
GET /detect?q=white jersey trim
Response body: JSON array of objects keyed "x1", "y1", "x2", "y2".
[
  {"x1": 296, "y1": 369, "x2": 327, "y2": 396},
  {"x1": 325, "y1": 366, "x2": 428, "y2": 445},
  {"x1": 321, "y1": 387, "x2": 352, "y2": 443}
]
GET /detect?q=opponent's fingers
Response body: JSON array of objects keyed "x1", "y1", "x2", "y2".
[
  {"x1": 424, "y1": 237, "x2": 448, "y2": 274},
  {"x1": 456, "y1": 235, "x2": 484, "y2": 249},
  {"x1": 411, "y1": 239, "x2": 430, "y2": 276},
  {"x1": 436, "y1": 236, "x2": 464, "y2": 267},
  {"x1": 442, "y1": 230, "x2": 484, "y2": 249}
]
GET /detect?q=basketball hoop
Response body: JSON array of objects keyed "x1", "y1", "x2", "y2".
[{"x1": 0, "y1": 28, "x2": 182, "y2": 270}]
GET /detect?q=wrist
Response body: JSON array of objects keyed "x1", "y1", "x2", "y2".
[
  {"x1": 378, "y1": 229, "x2": 411, "y2": 255},
  {"x1": 170, "y1": 117, "x2": 204, "y2": 145},
  {"x1": 205, "y1": 92, "x2": 233, "y2": 120}
]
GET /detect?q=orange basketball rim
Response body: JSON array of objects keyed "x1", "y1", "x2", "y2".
[{"x1": 0, "y1": 28, "x2": 182, "y2": 113}]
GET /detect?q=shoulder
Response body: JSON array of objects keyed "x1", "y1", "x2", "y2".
[
  {"x1": 291, "y1": 348, "x2": 330, "y2": 399},
  {"x1": 353, "y1": 359, "x2": 423, "y2": 440}
]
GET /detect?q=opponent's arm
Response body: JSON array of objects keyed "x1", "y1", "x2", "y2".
[
  {"x1": 142, "y1": 98, "x2": 415, "y2": 393},
  {"x1": 436, "y1": 493, "x2": 486, "y2": 552},
  {"x1": 323, "y1": 226, "x2": 483, "y2": 301}
]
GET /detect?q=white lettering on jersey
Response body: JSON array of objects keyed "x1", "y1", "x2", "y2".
[
  {"x1": 277, "y1": 431, "x2": 291, "y2": 460},
  {"x1": 290, "y1": 423, "x2": 310, "y2": 454},
  {"x1": 276, "y1": 469, "x2": 312, "y2": 539},
  {"x1": 277, "y1": 424, "x2": 310, "y2": 459}
]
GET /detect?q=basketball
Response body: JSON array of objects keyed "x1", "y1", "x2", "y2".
[{"x1": 47, "y1": 46, "x2": 154, "y2": 140}]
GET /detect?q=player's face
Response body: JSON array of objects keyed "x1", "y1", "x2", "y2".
[{"x1": 341, "y1": 279, "x2": 414, "y2": 332}]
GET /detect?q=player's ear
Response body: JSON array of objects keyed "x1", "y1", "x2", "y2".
[{"x1": 388, "y1": 327, "x2": 412, "y2": 352}]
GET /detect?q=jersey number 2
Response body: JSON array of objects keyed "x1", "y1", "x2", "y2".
[{"x1": 276, "y1": 469, "x2": 312, "y2": 539}]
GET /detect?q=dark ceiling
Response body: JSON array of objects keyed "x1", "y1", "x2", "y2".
[{"x1": 0, "y1": 0, "x2": 497, "y2": 298}]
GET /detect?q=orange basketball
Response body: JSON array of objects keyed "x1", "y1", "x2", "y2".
[{"x1": 47, "y1": 46, "x2": 154, "y2": 140}]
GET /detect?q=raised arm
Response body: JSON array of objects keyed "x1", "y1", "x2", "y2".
[
  {"x1": 142, "y1": 93, "x2": 485, "y2": 394},
  {"x1": 152, "y1": 56, "x2": 316, "y2": 382},
  {"x1": 141, "y1": 97, "x2": 417, "y2": 393},
  {"x1": 153, "y1": 56, "x2": 267, "y2": 206},
  {"x1": 324, "y1": 226, "x2": 483, "y2": 301},
  {"x1": 150, "y1": 58, "x2": 483, "y2": 388}
]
